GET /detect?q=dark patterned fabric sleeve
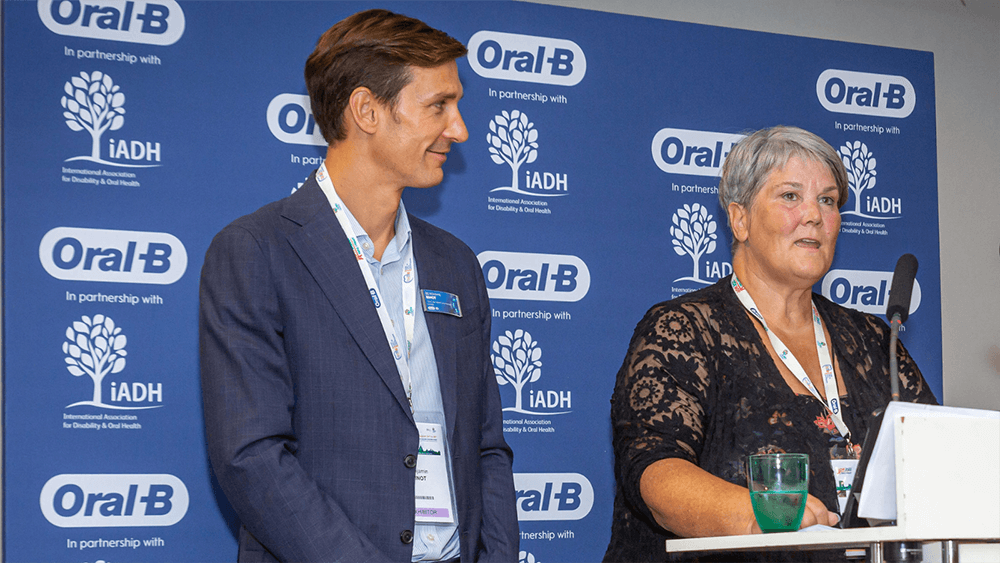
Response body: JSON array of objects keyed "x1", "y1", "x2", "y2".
[{"x1": 611, "y1": 301, "x2": 717, "y2": 524}]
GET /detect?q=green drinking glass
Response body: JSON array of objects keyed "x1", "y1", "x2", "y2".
[{"x1": 748, "y1": 453, "x2": 810, "y2": 533}]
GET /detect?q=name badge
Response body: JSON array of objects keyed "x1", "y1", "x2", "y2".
[
  {"x1": 830, "y1": 458, "x2": 859, "y2": 514},
  {"x1": 421, "y1": 290, "x2": 462, "y2": 317},
  {"x1": 414, "y1": 422, "x2": 455, "y2": 524}
]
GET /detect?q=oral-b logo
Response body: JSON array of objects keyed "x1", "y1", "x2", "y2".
[
  {"x1": 477, "y1": 251, "x2": 590, "y2": 302},
  {"x1": 514, "y1": 473, "x2": 593, "y2": 521},
  {"x1": 468, "y1": 31, "x2": 586, "y2": 86},
  {"x1": 817, "y1": 69, "x2": 915, "y2": 118},
  {"x1": 40, "y1": 227, "x2": 187, "y2": 285},
  {"x1": 39, "y1": 0, "x2": 185, "y2": 45},
  {"x1": 266, "y1": 94, "x2": 326, "y2": 146},
  {"x1": 821, "y1": 268, "x2": 922, "y2": 316},
  {"x1": 40, "y1": 474, "x2": 189, "y2": 527},
  {"x1": 652, "y1": 128, "x2": 745, "y2": 177}
]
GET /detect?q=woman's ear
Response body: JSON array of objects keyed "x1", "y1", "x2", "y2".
[{"x1": 728, "y1": 202, "x2": 750, "y2": 245}]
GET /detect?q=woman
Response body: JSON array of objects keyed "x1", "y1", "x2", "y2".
[{"x1": 604, "y1": 126, "x2": 936, "y2": 562}]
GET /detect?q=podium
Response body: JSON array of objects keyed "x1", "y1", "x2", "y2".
[{"x1": 665, "y1": 409, "x2": 1000, "y2": 562}]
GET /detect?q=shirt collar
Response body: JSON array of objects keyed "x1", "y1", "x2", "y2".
[{"x1": 335, "y1": 193, "x2": 411, "y2": 265}]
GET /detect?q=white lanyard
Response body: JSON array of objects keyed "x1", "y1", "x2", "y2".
[
  {"x1": 731, "y1": 274, "x2": 850, "y2": 438},
  {"x1": 316, "y1": 163, "x2": 417, "y2": 412}
]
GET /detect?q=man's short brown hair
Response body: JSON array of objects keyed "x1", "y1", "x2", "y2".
[{"x1": 305, "y1": 9, "x2": 468, "y2": 143}]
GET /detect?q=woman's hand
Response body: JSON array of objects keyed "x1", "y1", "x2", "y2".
[
  {"x1": 642, "y1": 460, "x2": 840, "y2": 537},
  {"x1": 744, "y1": 494, "x2": 839, "y2": 533},
  {"x1": 642, "y1": 459, "x2": 766, "y2": 537},
  {"x1": 798, "y1": 494, "x2": 839, "y2": 528}
]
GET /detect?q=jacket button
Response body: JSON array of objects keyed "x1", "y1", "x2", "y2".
[
  {"x1": 403, "y1": 454, "x2": 417, "y2": 468},
  {"x1": 400, "y1": 529, "x2": 413, "y2": 544}
]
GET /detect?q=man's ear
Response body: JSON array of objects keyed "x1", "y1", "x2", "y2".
[
  {"x1": 347, "y1": 87, "x2": 379, "y2": 135},
  {"x1": 728, "y1": 202, "x2": 750, "y2": 245}
]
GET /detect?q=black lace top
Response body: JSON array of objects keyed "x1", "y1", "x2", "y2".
[{"x1": 604, "y1": 277, "x2": 937, "y2": 562}]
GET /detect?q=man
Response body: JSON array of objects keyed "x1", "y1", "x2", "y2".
[{"x1": 199, "y1": 9, "x2": 518, "y2": 562}]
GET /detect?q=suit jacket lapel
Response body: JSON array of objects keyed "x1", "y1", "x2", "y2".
[
  {"x1": 281, "y1": 178, "x2": 414, "y2": 421},
  {"x1": 412, "y1": 220, "x2": 459, "y2": 440}
]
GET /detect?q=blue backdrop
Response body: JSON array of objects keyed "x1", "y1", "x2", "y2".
[{"x1": 3, "y1": 1, "x2": 939, "y2": 561}]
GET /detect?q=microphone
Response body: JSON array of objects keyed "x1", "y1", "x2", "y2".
[
  {"x1": 886, "y1": 254, "x2": 918, "y2": 323},
  {"x1": 886, "y1": 254, "x2": 918, "y2": 401}
]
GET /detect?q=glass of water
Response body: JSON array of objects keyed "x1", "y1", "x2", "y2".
[{"x1": 748, "y1": 453, "x2": 809, "y2": 533}]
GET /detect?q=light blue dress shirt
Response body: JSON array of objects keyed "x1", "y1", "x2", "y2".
[{"x1": 339, "y1": 200, "x2": 460, "y2": 562}]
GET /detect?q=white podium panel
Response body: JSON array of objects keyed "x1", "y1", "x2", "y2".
[{"x1": 894, "y1": 415, "x2": 1000, "y2": 539}]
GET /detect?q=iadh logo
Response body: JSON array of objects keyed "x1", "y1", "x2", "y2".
[
  {"x1": 487, "y1": 110, "x2": 567, "y2": 198},
  {"x1": 62, "y1": 314, "x2": 163, "y2": 410},
  {"x1": 839, "y1": 141, "x2": 901, "y2": 219},
  {"x1": 39, "y1": 0, "x2": 185, "y2": 45},
  {"x1": 468, "y1": 30, "x2": 586, "y2": 86},
  {"x1": 61, "y1": 71, "x2": 162, "y2": 167},
  {"x1": 493, "y1": 329, "x2": 570, "y2": 415},
  {"x1": 670, "y1": 203, "x2": 729, "y2": 284}
]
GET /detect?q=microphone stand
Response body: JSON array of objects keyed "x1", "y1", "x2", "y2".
[
  {"x1": 886, "y1": 316, "x2": 921, "y2": 561},
  {"x1": 851, "y1": 256, "x2": 920, "y2": 561},
  {"x1": 889, "y1": 313, "x2": 902, "y2": 402}
]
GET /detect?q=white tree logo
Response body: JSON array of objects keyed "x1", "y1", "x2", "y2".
[
  {"x1": 670, "y1": 203, "x2": 718, "y2": 283},
  {"x1": 519, "y1": 551, "x2": 539, "y2": 563},
  {"x1": 839, "y1": 141, "x2": 883, "y2": 218},
  {"x1": 492, "y1": 329, "x2": 560, "y2": 415},
  {"x1": 63, "y1": 315, "x2": 127, "y2": 408},
  {"x1": 487, "y1": 109, "x2": 539, "y2": 194},
  {"x1": 62, "y1": 71, "x2": 126, "y2": 164}
]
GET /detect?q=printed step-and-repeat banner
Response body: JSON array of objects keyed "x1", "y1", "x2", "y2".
[{"x1": 3, "y1": 1, "x2": 939, "y2": 561}]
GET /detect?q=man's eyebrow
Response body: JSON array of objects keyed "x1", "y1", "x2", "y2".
[{"x1": 435, "y1": 90, "x2": 462, "y2": 101}]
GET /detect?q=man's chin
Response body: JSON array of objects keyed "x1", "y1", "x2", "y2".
[{"x1": 408, "y1": 172, "x2": 445, "y2": 189}]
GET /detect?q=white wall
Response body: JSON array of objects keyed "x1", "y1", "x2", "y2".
[{"x1": 525, "y1": 0, "x2": 1000, "y2": 410}]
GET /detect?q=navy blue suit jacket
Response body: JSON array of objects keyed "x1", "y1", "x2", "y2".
[{"x1": 199, "y1": 175, "x2": 518, "y2": 562}]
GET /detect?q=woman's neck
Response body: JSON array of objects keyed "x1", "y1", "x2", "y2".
[{"x1": 732, "y1": 253, "x2": 815, "y2": 330}]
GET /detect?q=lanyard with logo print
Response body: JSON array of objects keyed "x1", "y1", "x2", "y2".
[
  {"x1": 315, "y1": 163, "x2": 417, "y2": 412},
  {"x1": 730, "y1": 274, "x2": 850, "y2": 439}
]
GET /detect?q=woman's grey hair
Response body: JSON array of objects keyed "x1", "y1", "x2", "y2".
[{"x1": 718, "y1": 125, "x2": 849, "y2": 250}]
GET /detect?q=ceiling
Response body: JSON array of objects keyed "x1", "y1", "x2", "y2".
[{"x1": 937, "y1": 0, "x2": 1000, "y2": 20}]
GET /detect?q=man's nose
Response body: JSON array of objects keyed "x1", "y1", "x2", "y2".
[{"x1": 446, "y1": 109, "x2": 469, "y2": 144}]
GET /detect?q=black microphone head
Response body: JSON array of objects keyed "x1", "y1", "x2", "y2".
[{"x1": 886, "y1": 253, "x2": 918, "y2": 322}]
